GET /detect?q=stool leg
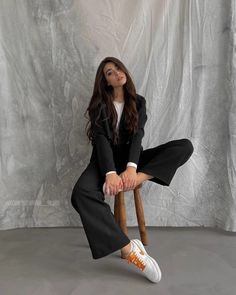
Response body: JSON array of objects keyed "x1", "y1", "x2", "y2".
[
  {"x1": 114, "y1": 192, "x2": 129, "y2": 259},
  {"x1": 133, "y1": 188, "x2": 148, "y2": 245},
  {"x1": 117, "y1": 191, "x2": 128, "y2": 236},
  {"x1": 114, "y1": 194, "x2": 120, "y2": 223}
]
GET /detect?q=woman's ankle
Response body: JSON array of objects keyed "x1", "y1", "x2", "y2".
[
  {"x1": 136, "y1": 172, "x2": 153, "y2": 184},
  {"x1": 121, "y1": 242, "x2": 132, "y2": 256}
]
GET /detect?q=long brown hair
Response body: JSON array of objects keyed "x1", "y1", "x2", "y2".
[{"x1": 84, "y1": 56, "x2": 139, "y2": 145}]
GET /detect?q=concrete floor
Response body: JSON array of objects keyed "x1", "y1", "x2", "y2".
[{"x1": 0, "y1": 226, "x2": 236, "y2": 295}]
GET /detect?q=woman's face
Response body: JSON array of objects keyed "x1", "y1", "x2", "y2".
[{"x1": 103, "y1": 62, "x2": 127, "y2": 88}]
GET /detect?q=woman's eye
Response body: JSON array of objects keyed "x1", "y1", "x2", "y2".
[{"x1": 107, "y1": 67, "x2": 121, "y2": 76}]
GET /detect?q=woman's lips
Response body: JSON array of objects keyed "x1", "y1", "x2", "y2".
[{"x1": 117, "y1": 76, "x2": 124, "y2": 81}]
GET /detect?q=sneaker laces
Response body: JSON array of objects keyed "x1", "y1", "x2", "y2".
[{"x1": 126, "y1": 244, "x2": 146, "y2": 271}]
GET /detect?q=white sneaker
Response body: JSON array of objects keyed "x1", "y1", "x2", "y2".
[
  {"x1": 102, "y1": 182, "x2": 122, "y2": 197},
  {"x1": 124, "y1": 239, "x2": 162, "y2": 283}
]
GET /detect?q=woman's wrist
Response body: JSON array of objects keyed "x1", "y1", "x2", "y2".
[
  {"x1": 126, "y1": 162, "x2": 137, "y2": 169},
  {"x1": 126, "y1": 166, "x2": 137, "y2": 172}
]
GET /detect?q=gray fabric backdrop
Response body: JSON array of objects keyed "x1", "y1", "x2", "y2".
[{"x1": 0, "y1": 0, "x2": 235, "y2": 231}]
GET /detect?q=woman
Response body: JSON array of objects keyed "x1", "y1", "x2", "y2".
[{"x1": 71, "y1": 56, "x2": 194, "y2": 283}]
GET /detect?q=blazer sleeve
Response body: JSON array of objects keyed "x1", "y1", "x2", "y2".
[
  {"x1": 127, "y1": 96, "x2": 148, "y2": 165},
  {"x1": 93, "y1": 105, "x2": 117, "y2": 177}
]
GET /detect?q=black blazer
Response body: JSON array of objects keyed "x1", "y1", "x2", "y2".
[{"x1": 89, "y1": 94, "x2": 148, "y2": 177}]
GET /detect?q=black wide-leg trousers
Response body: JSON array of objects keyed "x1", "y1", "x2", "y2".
[{"x1": 71, "y1": 138, "x2": 194, "y2": 259}]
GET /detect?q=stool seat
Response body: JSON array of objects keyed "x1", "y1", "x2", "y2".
[{"x1": 114, "y1": 183, "x2": 148, "y2": 247}]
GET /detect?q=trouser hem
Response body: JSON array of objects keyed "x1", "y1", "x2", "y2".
[{"x1": 91, "y1": 237, "x2": 131, "y2": 260}]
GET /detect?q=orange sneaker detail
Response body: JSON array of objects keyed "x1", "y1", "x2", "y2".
[{"x1": 126, "y1": 252, "x2": 146, "y2": 271}]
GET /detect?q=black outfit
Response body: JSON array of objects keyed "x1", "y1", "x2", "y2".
[{"x1": 71, "y1": 94, "x2": 194, "y2": 259}]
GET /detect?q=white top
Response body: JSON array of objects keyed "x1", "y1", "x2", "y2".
[
  {"x1": 105, "y1": 100, "x2": 137, "y2": 176},
  {"x1": 113, "y1": 100, "x2": 125, "y2": 130}
]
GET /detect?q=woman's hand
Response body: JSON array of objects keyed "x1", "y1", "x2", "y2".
[
  {"x1": 119, "y1": 167, "x2": 138, "y2": 191},
  {"x1": 105, "y1": 173, "x2": 123, "y2": 196}
]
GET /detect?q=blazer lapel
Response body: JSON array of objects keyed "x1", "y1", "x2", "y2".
[
  {"x1": 101, "y1": 102, "x2": 129, "y2": 144},
  {"x1": 100, "y1": 104, "x2": 112, "y2": 141}
]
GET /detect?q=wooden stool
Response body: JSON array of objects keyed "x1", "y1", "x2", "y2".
[{"x1": 114, "y1": 183, "x2": 148, "y2": 246}]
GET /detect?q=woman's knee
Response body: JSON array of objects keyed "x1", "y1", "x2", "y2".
[
  {"x1": 182, "y1": 138, "x2": 194, "y2": 159},
  {"x1": 181, "y1": 138, "x2": 194, "y2": 157}
]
